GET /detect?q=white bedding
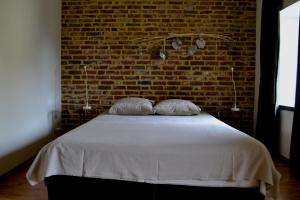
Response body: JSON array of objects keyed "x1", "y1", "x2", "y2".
[{"x1": 26, "y1": 112, "x2": 280, "y2": 199}]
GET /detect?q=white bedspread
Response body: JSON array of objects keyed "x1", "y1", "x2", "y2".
[{"x1": 26, "y1": 113, "x2": 280, "y2": 200}]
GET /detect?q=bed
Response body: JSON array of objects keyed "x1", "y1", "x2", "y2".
[{"x1": 26, "y1": 112, "x2": 280, "y2": 200}]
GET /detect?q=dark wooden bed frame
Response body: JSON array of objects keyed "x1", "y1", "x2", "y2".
[{"x1": 45, "y1": 175, "x2": 264, "y2": 200}]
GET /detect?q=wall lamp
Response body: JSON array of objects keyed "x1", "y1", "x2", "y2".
[
  {"x1": 133, "y1": 33, "x2": 234, "y2": 60},
  {"x1": 83, "y1": 65, "x2": 92, "y2": 110}
]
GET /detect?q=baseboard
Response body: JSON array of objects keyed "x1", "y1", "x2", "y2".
[{"x1": 0, "y1": 134, "x2": 56, "y2": 176}]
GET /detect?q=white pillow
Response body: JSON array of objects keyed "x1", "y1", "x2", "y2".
[
  {"x1": 154, "y1": 99, "x2": 201, "y2": 115},
  {"x1": 108, "y1": 97, "x2": 154, "y2": 115}
]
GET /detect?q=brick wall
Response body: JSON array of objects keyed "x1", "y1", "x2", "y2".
[{"x1": 61, "y1": 0, "x2": 256, "y2": 134}]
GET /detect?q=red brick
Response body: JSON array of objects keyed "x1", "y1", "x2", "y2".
[{"x1": 62, "y1": 0, "x2": 256, "y2": 133}]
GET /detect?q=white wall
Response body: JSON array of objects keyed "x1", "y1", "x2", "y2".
[
  {"x1": 283, "y1": 0, "x2": 299, "y2": 8},
  {"x1": 0, "y1": 0, "x2": 61, "y2": 175},
  {"x1": 279, "y1": 109, "x2": 294, "y2": 159}
]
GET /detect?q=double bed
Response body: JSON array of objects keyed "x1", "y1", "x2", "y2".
[{"x1": 26, "y1": 112, "x2": 280, "y2": 200}]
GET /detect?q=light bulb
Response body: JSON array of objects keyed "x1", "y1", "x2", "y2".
[
  {"x1": 172, "y1": 38, "x2": 182, "y2": 50},
  {"x1": 160, "y1": 50, "x2": 167, "y2": 60},
  {"x1": 196, "y1": 38, "x2": 206, "y2": 49}
]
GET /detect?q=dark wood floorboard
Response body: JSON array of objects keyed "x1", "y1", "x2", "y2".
[
  {"x1": 276, "y1": 158, "x2": 300, "y2": 200},
  {"x1": 0, "y1": 159, "x2": 47, "y2": 200},
  {"x1": 0, "y1": 158, "x2": 299, "y2": 200}
]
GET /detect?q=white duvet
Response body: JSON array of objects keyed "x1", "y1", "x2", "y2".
[{"x1": 26, "y1": 113, "x2": 280, "y2": 200}]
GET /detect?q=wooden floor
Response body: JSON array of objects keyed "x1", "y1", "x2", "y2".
[{"x1": 0, "y1": 158, "x2": 299, "y2": 200}]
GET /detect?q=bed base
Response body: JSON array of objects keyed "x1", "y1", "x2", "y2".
[{"x1": 45, "y1": 175, "x2": 264, "y2": 200}]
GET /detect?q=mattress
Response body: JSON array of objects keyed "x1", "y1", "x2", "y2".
[{"x1": 26, "y1": 112, "x2": 281, "y2": 199}]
